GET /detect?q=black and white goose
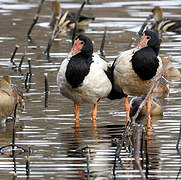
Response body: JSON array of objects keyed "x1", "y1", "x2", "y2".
[
  {"x1": 151, "y1": 6, "x2": 181, "y2": 33},
  {"x1": 57, "y1": 35, "x2": 114, "y2": 126},
  {"x1": 112, "y1": 30, "x2": 162, "y2": 133}
]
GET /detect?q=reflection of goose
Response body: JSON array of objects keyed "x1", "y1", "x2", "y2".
[
  {"x1": 50, "y1": 1, "x2": 95, "y2": 31},
  {"x1": 112, "y1": 30, "x2": 162, "y2": 133},
  {"x1": 0, "y1": 76, "x2": 24, "y2": 123},
  {"x1": 151, "y1": 6, "x2": 181, "y2": 33},
  {"x1": 57, "y1": 35, "x2": 123, "y2": 125}
]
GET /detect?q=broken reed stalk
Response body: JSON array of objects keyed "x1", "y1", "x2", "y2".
[
  {"x1": 27, "y1": 0, "x2": 45, "y2": 41},
  {"x1": 44, "y1": 73, "x2": 49, "y2": 107},
  {"x1": 134, "y1": 124, "x2": 146, "y2": 180},
  {"x1": 18, "y1": 54, "x2": 25, "y2": 73},
  {"x1": 140, "y1": 130, "x2": 144, "y2": 168},
  {"x1": 72, "y1": 21, "x2": 78, "y2": 44},
  {"x1": 45, "y1": 11, "x2": 69, "y2": 61},
  {"x1": 138, "y1": 15, "x2": 153, "y2": 37},
  {"x1": 99, "y1": 27, "x2": 107, "y2": 59},
  {"x1": 76, "y1": 1, "x2": 86, "y2": 20},
  {"x1": 176, "y1": 120, "x2": 181, "y2": 151},
  {"x1": 131, "y1": 56, "x2": 170, "y2": 124},
  {"x1": 72, "y1": 1, "x2": 86, "y2": 44},
  {"x1": 45, "y1": 1, "x2": 86, "y2": 61},
  {"x1": 44, "y1": 73, "x2": 49, "y2": 94},
  {"x1": 28, "y1": 58, "x2": 32, "y2": 78},
  {"x1": 12, "y1": 103, "x2": 18, "y2": 151},
  {"x1": 24, "y1": 72, "x2": 29, "y2": 89},
  {"x1": 10, "y1": 45, "x2": 19, "y2": 69},
  {"x1": 18, "y1": 46, "x2": 27, "y2": 76}
]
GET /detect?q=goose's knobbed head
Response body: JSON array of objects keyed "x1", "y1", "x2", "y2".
[
  {"x1": 69, "y1": 35, "x2": 93, "y2": 56},
  {"x1": 137, "y1": 30, "x2": 160, "y2": 55}
]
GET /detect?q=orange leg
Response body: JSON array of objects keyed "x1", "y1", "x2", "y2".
[
  {"x1": 146, "y1": 96, "x2": 151, "y2": 136},
  {"x1": 74, "y1": 103, "x2": 80, "y2": 128},
  {"x1": 92, "y1": 103, "x2": 98, "y2": 128},
  {"x1": 92, "y1": 103, "x2": 98, "y2": 137},
  {"x1": 124, "y1": 97, "x2": 130, "y2": 127},
  {"x1": 163, "y1": 71, "x2": 167, "y2": 79},
  {"x1": 92, "y1": 102, "x2": 98, "y2": 121}
]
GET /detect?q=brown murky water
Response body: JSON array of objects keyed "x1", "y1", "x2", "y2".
[{"x1": 0, "y1": 0, "x2": 181, "y2": 179}]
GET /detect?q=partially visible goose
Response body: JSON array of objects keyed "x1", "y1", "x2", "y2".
[
  {"x1": 50, "y1": 1, "x2": 95, "y2": 31},
  {"x1": 57, "y1": 35, "x2": 123, "y2": 125},
  {"x1": 130, "y1": 95, "x2": 163, "y2": 119},
  {"x1": 161, "y1": 57, "x2": 180, "y2": 79},
  {"x1": 112, "y1": 30, "x2": 162, "y2": 133},
  {"x1": 153, "y1": 76, "x2": 169, "y2": 98},
  {"x1": 151, "y1": 6, "x2": 181, "y2": 33},
  {"x1": 0, "y1": 76, "x2": 24, "y2": 122}
]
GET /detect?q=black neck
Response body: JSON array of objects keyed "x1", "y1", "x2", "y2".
[
  {"x1": 131, "y1": 47, "x2": 159, "y2": 80},
  {"x1": 65, "y1": 53, "x2": 93, "y2": 88}
]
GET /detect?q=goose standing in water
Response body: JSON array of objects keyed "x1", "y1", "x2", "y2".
[
  {"x1": 57, "y1": 35, "x2": 124, "y2": 126},
  {"x1": 112, "y1": 30, "x2": 162, "y2": 134}
]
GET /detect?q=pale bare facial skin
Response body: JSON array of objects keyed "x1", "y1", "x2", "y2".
[
  {"x1": 136, "y1": 33, "x2": 151, "y2": 49},
  {"x1": 69, "y1": 38, "x2": 84, "y2": 56}
]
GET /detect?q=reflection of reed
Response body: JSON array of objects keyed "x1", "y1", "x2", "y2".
[
  {"x1": 0, "y1": 104, "x2": 31, "y2": 178},
  {"x1": 18, "y1": 54, "x2": 25, "y2": 74},
  {"x1": 25, "y1": 146, "x2": 31, "y2": 178},
  {"x1": 0, "y1": 104, "x2": 27, "y2": 154},
  {"x1": 44, "y1": 73, "x2": 49, "y2": 108}
]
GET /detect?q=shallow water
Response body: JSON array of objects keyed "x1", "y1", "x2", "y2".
[{"x1": 0, "y1": 0, "x2": 181, "y2": 179}]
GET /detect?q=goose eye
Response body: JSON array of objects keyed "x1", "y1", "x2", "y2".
[
  {"x1": 147, "y1": 36, "x2": 151, "y2": 40},
  {"x1": 80, "y1": 41, "x2": 84, "y2": 45}
]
